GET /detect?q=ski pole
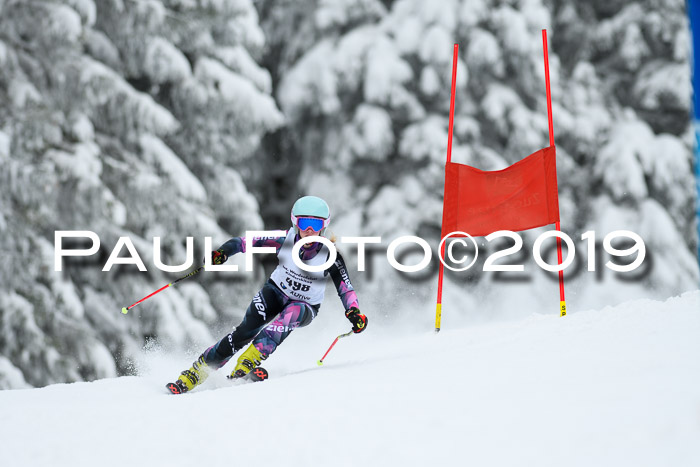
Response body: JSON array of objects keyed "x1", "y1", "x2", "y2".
[
  {"x1": 317, "y1": 330, "x2": 353, "y2": 366},
  {"x1": 121, "y1": 266, "x2": 203, "y2": 314}
]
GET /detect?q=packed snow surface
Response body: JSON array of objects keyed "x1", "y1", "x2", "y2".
[{"x1": 1, "y1": 291, "x2": 698, "y2": 467}]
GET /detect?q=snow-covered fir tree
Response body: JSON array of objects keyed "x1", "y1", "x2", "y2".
[{"x1": 0, "y1": 0, "x2": 282, "y2": 388}]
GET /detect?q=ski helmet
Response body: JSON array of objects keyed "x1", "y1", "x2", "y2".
[{"x1": 291, "y1": 196, "x2": 331, "y2": 235}]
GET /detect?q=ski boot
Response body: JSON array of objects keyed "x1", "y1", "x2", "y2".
[
  {"x1": 166, "y1": 354, "x2": 210, "y2": 394},
  {"x1": 228, "y1": 344, "x2": 265, "y2": 380}
]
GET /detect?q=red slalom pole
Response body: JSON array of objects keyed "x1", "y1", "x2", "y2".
[
  {"x1": 542, "y1": 29, "x2": 567, "y2": 317},
  {"x1": 316, "y1": 331, "x2": 353, "y2": 366},
  {"x1": 121, "y1": 266, "x2": 203, "y2": 314},
  {"x1": 435, "y1": 43, "x2": 460, "y2": 333}
]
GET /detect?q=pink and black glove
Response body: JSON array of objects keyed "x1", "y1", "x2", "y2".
[
  {"x1": 211, "y1": 249, "x2": 228, "y2": 265},
  {"x1": 345, "y1": 307, "x2": 367, "y2": 333}
]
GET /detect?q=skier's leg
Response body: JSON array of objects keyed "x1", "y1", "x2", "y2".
[
  {"x1": 168, "y1": 281, "x2": 283, "y2": 393},
  {"x1": 253, "y1": 301, "x2": 318, "y2": 358},
  {"x1": 202, "y1": 281, "x2": 285, "y2": 366},
  {"x1": 230, "y1": 301, "x2": 317, "y2": 379}
]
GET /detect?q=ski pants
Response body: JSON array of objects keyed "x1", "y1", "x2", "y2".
[{"x1": 202, "y1": 280, "x2": 318, "y2": 368}]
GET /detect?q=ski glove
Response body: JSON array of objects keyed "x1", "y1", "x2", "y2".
[
  {"x1": 345, "y1": 307, "x2": 367, "y2": 333},
  {"x1": 212, "y1": 249, "x2": 228, "y2": 265}
]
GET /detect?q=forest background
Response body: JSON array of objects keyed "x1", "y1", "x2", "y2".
[{"x1": 0, "y1": 0, "x2": 697, "y2": 388}]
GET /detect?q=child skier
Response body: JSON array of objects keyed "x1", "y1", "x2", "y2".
[{"x1": 167, "y1": 196, "x2": 367, "y2": 394}]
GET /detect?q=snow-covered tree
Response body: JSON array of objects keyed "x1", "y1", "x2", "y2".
[{"x1": 0, "y1": 0, "x2": 282, "y2": 388}]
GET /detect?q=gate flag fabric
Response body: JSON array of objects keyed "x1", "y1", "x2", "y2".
[{"x1": 440, "y1": 146, "x2": 560, "y2": 238}]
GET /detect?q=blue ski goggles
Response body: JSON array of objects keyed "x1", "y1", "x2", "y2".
[{"x1": 296, "y1": 216, "x2": 326, "y2": 232}]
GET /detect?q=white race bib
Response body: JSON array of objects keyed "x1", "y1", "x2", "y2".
[{"x1": 270, "y1": 229, "x2": 330, "y2": 304}]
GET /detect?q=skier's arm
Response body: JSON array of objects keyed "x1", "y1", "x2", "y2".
[
  {"x1": 214, "y1": 231, "x2": 287, "y2": 262},
  {"x1": 328, "y1": 251, "x2": 359, "y2": 311},
  {"x1": 328, "y1": 252, "x2": 367, "y2": 332}
]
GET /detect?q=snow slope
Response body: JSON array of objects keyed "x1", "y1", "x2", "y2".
[{"x1": 1, "y1": 292, "x2": 698, "y2": 467}]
